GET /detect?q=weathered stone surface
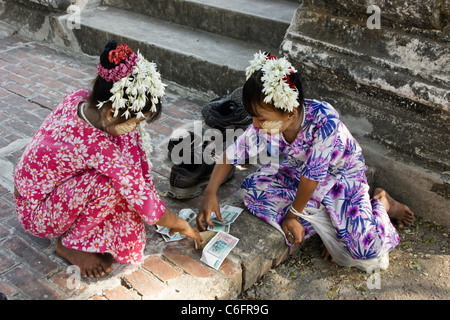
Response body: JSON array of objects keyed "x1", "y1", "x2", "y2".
[
  {"x1": 303, "y1": 0, "x2": 449, "y2": 32},
  {"x1": 17, "y1": 0, "x2": 71, "y2": 12},
  {"x1": 281, "y1": 0, "x2": 449, "y2": 225},
  {"x1": 103, "y1": 0, "x2": 296, "y2": 48},
  {"x1": 282, "y1": 1, "x2": 450, "y2": 167}
]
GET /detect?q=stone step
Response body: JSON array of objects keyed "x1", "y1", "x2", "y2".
[
  {"x1": 72, "y1": 6, "x2": 279, "y2": 95},
  {"x1": 281, "y1": 8, "x2": 450, "y2": 171},
  {"x1": 285, "y1": 9, "x2": 449, "y2": 90},
  {"x1": 103, "y1": 0, "x2": 299, "y2": 48}
]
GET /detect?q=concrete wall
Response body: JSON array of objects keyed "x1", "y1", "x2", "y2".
[{"x1": 281, "y1": 0, "x2": 449, "y2": 225}]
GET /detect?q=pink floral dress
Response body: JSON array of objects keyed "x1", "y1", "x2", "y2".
[{"x1": 14, "y1": 89, "x2": 166, "y2": 264}]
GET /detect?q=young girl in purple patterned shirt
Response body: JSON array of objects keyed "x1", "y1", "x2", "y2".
[{"x1": 197, "y1": 52, "x2": 414, "y2": 270}]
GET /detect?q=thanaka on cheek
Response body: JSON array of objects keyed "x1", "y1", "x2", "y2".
[
  {"x1": 260, "y1": 120, "x2": 284, "y2": 135},
  {"x1": 260, "y1": 120, "x2": 283, "y2": 130}
]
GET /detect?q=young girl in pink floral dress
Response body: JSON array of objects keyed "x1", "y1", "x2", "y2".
[{"x1": 14, "y1": 41, "x2": 201, "y2": 278}]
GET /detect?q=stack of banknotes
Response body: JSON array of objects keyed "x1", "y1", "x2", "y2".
[
  {"x1": 207, "y1": 205, "x2": 243, "y2": 233},
  {"x1": 200, "y1": 205, "x2": 243, "y2": 269},
  {"x1": 155, "y1": 205, "x2": 243, "y2": 270},
  {"x1": 200, "y1": 231, "x2": 239, "y2": 270}
]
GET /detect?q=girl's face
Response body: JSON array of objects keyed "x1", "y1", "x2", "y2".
[{"x1": 252, "y1": 103, "x2": 297, "y2": 135}]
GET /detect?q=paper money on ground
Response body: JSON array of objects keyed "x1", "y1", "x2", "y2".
[
  {"x1": 210, "y1": 205, "x2": 243, "y2": 225},
  {"x1": 194, "y1": 230, "x2": 217, "y2": 250},
  {"x1": 200, "y1": 231, "x2": 239, "y2": 270},
  {"x1": 207, "y1": 223, "x2": 230, "y2": 233},
  {"x1": 156, "y1": 208, "x2": 197, "y2": 242}
]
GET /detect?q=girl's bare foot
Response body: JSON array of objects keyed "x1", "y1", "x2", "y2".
[
  {"x1": 320, "y1": 244, "x2": 336, "y2": 263},
  {"x1": 373, "y1": 188, "x2": 415, "y2": 229},
  {"x1": 56, "y1": 238, "x2": 114, "y2": 278}
]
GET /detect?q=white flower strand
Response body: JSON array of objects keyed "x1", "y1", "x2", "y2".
[
  {"x1": 245, "y1": 51, "x2": 299, "y2": 113},
  {"x1": 245, "y1": 51, "x2": 268, "y2": 79},
  {"x1": 97, "y1": 51, "x2": 166, "y2": 119},
  {"x1": 138, "y1": 122, "x2": 153, "y2": 169}
]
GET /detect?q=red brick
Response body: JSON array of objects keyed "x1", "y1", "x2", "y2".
[
  {"x1": 1, "y1": 132, "x2": 27, "y2": 147},
  {"x1": 3, "y1": 95, "x2": 42, "y2": 112},
  {"x1": 1, "y1": 103, "x2": 43, "y2": 126},
  {"x1": 0, "y1": 87, "x2": 10, "y2": 98},
  {"x1": 29, "y1": 95, "x2": 60, "y2": 111},
  {"x1": 161, "y1": 116, "x2": 184, "y2": 129},
  {"x1": 4, "y1": 47, "x2": 31, "y2": 60},
  {"x1": 0, "y1": 283, "x2": 18, "y2": 298},
  {"x1": 0, "y1": 251, "x2": 15, "y2": 271},
  {"x1": 4, "y1": 64, "x2": 35, "y2": 78},
  {"x1": 3, "y1": 266, "x2": 61, "y2": 299},
  {"x1": 143, "y1": 255, "x2": 180, "y2": 281},
  {"x1": 0, "y1": 215, "x2": 12, "y2": 234},
  {"x1": 0, "y1": 201, "x2": 15, "y2": 219},
  {"x1": 31, "y1": 82, "x2": 66, "y2": 99},
  {"x1": 58, "y1": 75, "x2": 87, "y2": 89},
  {"x1": 2, "y1": 83, "x2": 34, "y2": 98},
  {"x1": 103, "y1": 286, "x2": 136, "y2": 300},
  {"x1": 89, "y1": 294, "x2": 107, "y2": 300},
  {"x1": 33, "y1": 107, "x2": 52, "y2": 119},
  {"x1": 4, "y1": 118, "x2": 37, "y2": 139},
  {"x1": 34, "y1": 76, "x2": 66, "y2": 89},
  {"x1": 163, "y1": 245, "x2": 214, "y2": 278},
  {"x1": 147, "y1": 121, "x2": 172, "y2": 136},
  {"x1": 16, "y1": 110, "x2": 44, "y2": 127},
  {"x1": 27, "y1": 57, "x2": 57, "y2": 70},
  {"x1": 219, "y1": 257, "x2": 241, "y2": 278},
  {"x1": 20, "y1": 61, "x2": 59, "y2": 79},
  {"x1": 163, "y1": 105, "x2": 196, "y2": 120},
  {"x1": 123, "y1": 270, "x2": 165, "y2": 297},
  {"x1": 5, "y1": 73, "x2": 35, "y2": 86},
  {"x1": 54, "y1": 66, "x2": 88, "y2": 79},
  {"x1": 0, "y1": 110, "x2": 14, "y2": 125},
  {"x1": 3, "y1": 236, "x2": 58, "y2": 275},
  {"x1": 0, "y1": 52, "x2": 21, "y2": 66}
]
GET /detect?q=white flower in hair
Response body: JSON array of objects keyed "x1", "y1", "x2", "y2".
[
  {"x1": 97, "y1": 51, "x2": 166, "y2": 119},
  {"x1": 245, "y1": 51, "x2": 299, "y2": 112},
  {"x1": 245, "y1": 51, "x2": 268, "y2": 79},
  {"x1": 138, "y1": 122, "x2": 153, "y2": 168}
]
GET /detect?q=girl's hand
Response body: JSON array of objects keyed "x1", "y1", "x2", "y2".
[
  {"x1": 281, "y1": 217, "x2": 305, "y2": 245},
  {"x1": 156, "y1": 208, "x2": 202, "y2": 246},
  {"x1": 170, "y1": 220, "x2": 203, "y2": 246},
  {"x1": 197, "y1": 192, "x2": 222, "y2": 231}
]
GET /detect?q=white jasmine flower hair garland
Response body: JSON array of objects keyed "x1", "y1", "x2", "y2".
[
  {"x1": 138, "y1": 122, "x2": 153, "y2": 168},
  {"x1": 97, "y1": 51, "x2": 166, "y2": 120},
  {"x1": 245, "y1": 51, "x2": 299, "y2": 112},
  {"x1": 96, "y1": 42, "x2": 167, "y2": 167}
]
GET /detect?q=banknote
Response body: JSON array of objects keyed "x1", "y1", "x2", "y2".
[
  {"x1": 200, "y1": 231, "x2": 239, "y2": 270},
  {"x1": 207, "y1": 223, "x2": 230, "y2": 233},
  {"x1": 156, "y1": 208, "x2": 197, "y2": 242},
  {"x1": 210, "y1": 205, "x2": 243, "y2": 225},
  {"x1": 161, "y1": 233, "x2": 185, "y2": 242},
  {"x1": 194, "y1": 230, "x2": 218, "y2": 250}
]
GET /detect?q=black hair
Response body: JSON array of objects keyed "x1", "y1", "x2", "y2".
[
  {"x1": 242, "y1": 68, "x2": 304, "y2": 117},
  {"x1": 87, "y1": 40, "x2": 162, "y2": 124}
]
